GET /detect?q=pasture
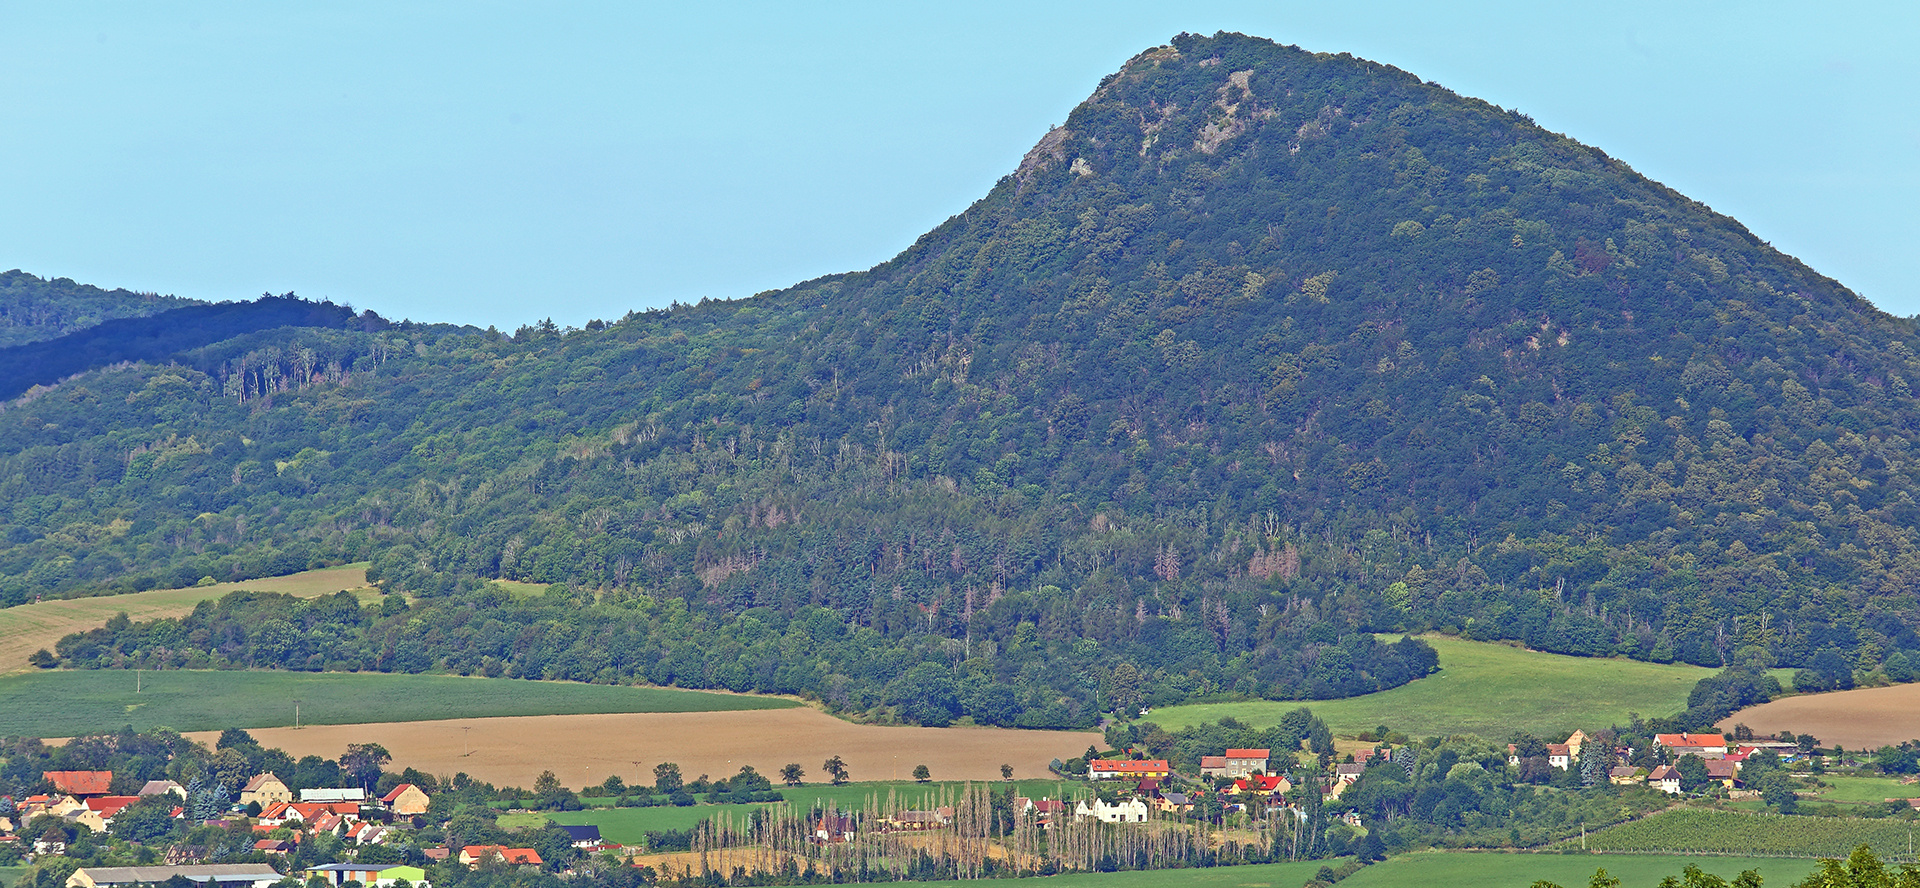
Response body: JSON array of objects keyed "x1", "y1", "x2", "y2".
[
  {"x1": 0, "y1": 669, "x2": 794, "y2": 738},
  {"x1": 1802, "y1": 774, "x2": 1919, "y2": 805},
  {"x1": 1340, "y1": 852, "x2": 1818, "y2": 888},
  {"x1": 1147, "y1": 635, "x2": 1714, "y2": 739},
  {"x1": 1720, "y1": 682, "x2": 1920, "y2": 750},
  {"x1": 226, "y1": 708, "x2": 1100, "y2": 789},
  {"x1": 0, "y1": 563, "x2": 371, "y2": 676}
]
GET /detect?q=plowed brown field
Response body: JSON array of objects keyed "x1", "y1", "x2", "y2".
[
  {"x1": 185, "y1": 708, "x2": 1100, "y2": 788},
  {"x1": 1720, "y1": 683, "x2": 1920, "y2": 749}
]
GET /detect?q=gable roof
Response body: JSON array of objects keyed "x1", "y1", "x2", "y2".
[
  {"x1": 380, "y1": 783, "x2": 424, "y2": 804},
  {"x1": 138, "y1": 780, "x2": 185, "y2": 797},
  {"x1": 241, "y1": 774, "x2": 286, "y2": 793},
  {"x1": 558, "y1": 825, "x2": 600, "y2": 842},
  {"x1": 1654, "y1": 733, "x2": 1726, "y2": 749},
  {"x1": 85, "y1": 796, "x2": 141, "y2": 818},
  {"x1": 1224, "y1": 748, "x2": 1270, "y2": 759},
  {"x1": 45, "y1": 771, "x2": 114, "y2": 795},
  {"x1": 1088, "y1": 759, "x2": 1169, "y2": 773}
]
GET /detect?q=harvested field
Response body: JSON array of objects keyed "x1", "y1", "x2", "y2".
[
  {"x1": 187, "y1": 708, "x2": 1100, "y2": 789},
  {"x1": 1721, "y1": 682, "x2": 1920, "y2": 749},
  {"x1": 0, "y1": 564, "x2": 370, "y2": 676}
]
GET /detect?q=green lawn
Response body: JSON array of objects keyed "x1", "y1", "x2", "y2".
[
  {"x1": 1340, "y1": 852, "x2": 1818, "y2": 888},
  {"x1": 1147, "y1": 635, "x2": 1714, "y2": 739},
  {"x1": 0, "y1": 866, "x2": 25, "y2": 888},
  {"x1": 1805, "y1": 774, "x2": 1918, "y2": 804},
  {"x1": 0, "y1": 669, "x2": 797, "y2": 737}
]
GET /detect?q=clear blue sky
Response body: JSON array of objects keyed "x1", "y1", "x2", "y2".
[{"x1": 3, "y1": 2, "x2": 1915, "y2": 329}]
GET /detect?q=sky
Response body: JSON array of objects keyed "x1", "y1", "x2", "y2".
[{"x1": 2, "y1": 2, "x2": 1916, "y2": 330}]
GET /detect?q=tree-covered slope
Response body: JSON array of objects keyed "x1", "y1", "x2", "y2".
[
  {"x1": 10, "y1": 32, "x2": 1920, "y2": 726},
  {"x1": 0, "y1": 269, "x2": 201, "y2": 348}
]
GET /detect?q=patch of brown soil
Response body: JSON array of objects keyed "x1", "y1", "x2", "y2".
[
  {"x1": 1720, "y1": 684, "x2": 1920, "y2": 749},
  {"x1": 187, "y1": 709, "x2": 1100, "y2": 789}
]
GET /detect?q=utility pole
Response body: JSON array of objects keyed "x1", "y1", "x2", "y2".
[{"x1": 293, "y1": 699, "x2": 302, "y2": 729}]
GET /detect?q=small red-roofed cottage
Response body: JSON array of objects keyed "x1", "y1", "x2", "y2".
[
  {"x1": 461, "y1": 845, "x2": 543, "y2": 868},
  {"x1": 1648, "y1": 765, "x2": 1681, "y2": 794},
  {"x1": 1087, "y1": 759, "x2": 1169, "y2": 781},
  {"x1": 85, "y1": 796, "x2": 142, "y2": 821},
  {"x1": 45, "y1": 771, "x2": 114, "y2": 797}
]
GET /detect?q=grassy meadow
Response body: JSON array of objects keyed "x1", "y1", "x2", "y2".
[
  {"x1": 0, "y1": 867, "x2": 23, "y2": 888},
  {"x1": 0, "y1": 564, "x2": 373, "y2": 676},
  {"x1": 0, "y1": 669, "x2": 796, "y2": 738},
  {"x1": 1147, "y1": 635, "x2": 1714, "y2": 739}
]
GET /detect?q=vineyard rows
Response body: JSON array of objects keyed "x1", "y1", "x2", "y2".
[{"x1": 1580, "y1": 809, "x2": 1919, "y2": 861}]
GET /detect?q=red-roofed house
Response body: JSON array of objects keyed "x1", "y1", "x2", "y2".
[
  {"x1": 44, "y1": 771, "x2": 114, "y2": 797},
  {"x1": 380, "y1": 783, "x2": 430, "y2": 816},
  {"x1": 1228, "y1": 774, "x2": 1291, "y2": 796},
  {"x1": 1222, "y1": 749, "x2": 1271, "y2": 778},
  {"x1": 1654, "y1": 734, "x2": 1728, "y2": 757},
  {"x1": 1546, "y1": 744, "x2": 1572, "y2": 771},
  {"x1": 461, "y1": 845, "x2": 542, "y2": 868},
  {"x1": 84, "y1": 796, "x2": 142, "y2": 821},
  {"x1": 1087, "y1": 759, "x2": 1170, "y2": 781}
]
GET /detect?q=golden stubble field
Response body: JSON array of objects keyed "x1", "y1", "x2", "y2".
[
  {"x1": 0, "y1": 565, "x2": 370, "y2": 676},
  {"x1": 1721, "y1": 683, "x2": 1920, "y2": 749},
  {"x1": 186, "y1": 708, "x2": 1102, "y2": 789}
]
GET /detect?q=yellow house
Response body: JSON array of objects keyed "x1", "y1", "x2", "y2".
[
  {"x1": 239, "y1": 774, "x2": 293, "y2": 808},
  {"x1": 381, "y1": 783, "x2": 430, "y2": 816}
]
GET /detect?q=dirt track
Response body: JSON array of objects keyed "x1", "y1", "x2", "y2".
[
  {"x1": 186, "y1": 709, "x2": 1100, "y2": 789},
  {"x1": 1720, "y1": 683, "x2": 1920, "y2": 749}
]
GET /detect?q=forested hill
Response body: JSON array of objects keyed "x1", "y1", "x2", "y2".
[
  {"x1": 0, "y1": 295, "x2": 388, "y2": 400},
  {"x1": 0, "y1": 269, "x2": 201, "y2": 348},
  {"x1": 12, "y1": 32, "x2": 1920, "y2": 728}
]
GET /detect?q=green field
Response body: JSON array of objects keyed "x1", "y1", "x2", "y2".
[
  {"x1": 1579, "y1": 808, "x2": 1920, "y2": 861},
  {"x1": 0, "y1": 867, "x2": 24, "y2": 888},
  {"x1": 919, "y1": 861, "x2": 1337, "y2": 887},
  {"x1": 509, "y1": 780, "x2": 1088, "y2": 843},
  {"x1": 1147, "y1": 635, "x2": 1714, "y2": 739},
  {"x1": 1804, "y1": 775, "x2": 1919, "y2": 805},
  {"x1": 0, "y1": 669, "x2": 797, "y2": 738},
  {"x1": 1341, "y1": 852, "x2": 1818, "y2": 888}
]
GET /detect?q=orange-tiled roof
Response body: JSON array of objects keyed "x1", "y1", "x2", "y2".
[
  {"x1": 1224, "y1": 749, "x2": 1269, "y2": 759},
  {"x1": 85, "y1": 796, "x2": 141, "y2": 818},
  {"x1": 45, "y1": 771, "x2": 113, "y2": 795},
  {"x1": 1089, "y1": 759, "x2": 1169, "y2": 773}
]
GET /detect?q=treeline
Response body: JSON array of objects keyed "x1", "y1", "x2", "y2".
[
  {"x1": 10, "y1": 31, "x2": 1920, "y2": 707},
  {"x1": 48, "y1": 590, "x2": 1439, "y2": 727},
  {"x1": 0, "y1": 269, "x2": 200, "y2": 349}
]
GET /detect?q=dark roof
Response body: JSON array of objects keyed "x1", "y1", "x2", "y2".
[{"x1": 558, "y1": 824, "x2": 601, "y2": 842}]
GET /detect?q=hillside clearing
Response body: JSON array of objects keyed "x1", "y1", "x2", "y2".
[
  {"x1": 1721, "y1": 682, "x2": 1920, "y2": 749},
  {"x1": 200, "y1": 708, "x2": 1100, "y2": 789},
  {"x1": 1, "y1": 669, "x2": 793, "y2": 738},
  {"x1": 0, "y1": 564, "x2": 371, "y2": 676},
  {"x1": 1146, "y1": 635, "x2": 1713, "y2": 739}
]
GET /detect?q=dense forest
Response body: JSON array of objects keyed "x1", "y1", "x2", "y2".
[
  {"x1": 0, "y1": 269, "x2": 200, "y2": 349},
  {"x1": 10, "y1": 32, "x2": 1920, "y2": 720}
]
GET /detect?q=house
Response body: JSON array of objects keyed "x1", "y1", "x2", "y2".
[
  {"x1": 1228, "y1": 774, "x2": 1291, "y2": 796},
  {"x1": 1087, "y1": 759, "x2": 1170, "y2": 781},
  {"x1": 347, "y1": 822, "x2": 392, "y2": 845},
  {"x1": 459, "y1": 845, "x2": 542, "y2": 867},
  {"x1": 1153, "y1": 792, "x2": 1192, "y2": 814},
  {"x1": 238, "y1": 775, "x2": 292, "y2": 808},
  {"x1": 1014, "y1": 797, "x2": 1067, "y2": 825},
  {"x1": 1608, "y1": 766, "x2": 1643, "y2": 786},
  {"x1": 1546, "y1": 744, "x2": 1572, "y2": 771},
  {"x1": 45, "y1": 771, "x2": 114, "y2": 797},
  {"x1": 557, "y1": 825, "x2": 604, "y2": 850},
  {"x1": 1199, "y1": 756, "x2": 1229, "y2": 778},
  {"x1": 422, "y1": 848, "x2": 451, "y2": 863},
  {"x1": 304, "y1": 864, "x2": 428, "y2": 888},
  {"x1": 1654, "y1": 733, "x2": 1728, "y2": 757},
  {"x1": 1074, "y1": 797, "x2": 1149, "y2": 823},
  {"x1": 252, "y1": 839, "x2": 295, "y2": 855},
  {"x1": 1222, "y1": 749, "x2": 1271, "y2": 777},
  {"x1": 67, "y1": 866, "x2": 284, "y2": 888},
  {"x1": 300, "y1": 788, "x2": 367, "y2": 804},
  {"x1": 139, "y1": 780, "x2": 187, "y2": 799},
  {"x1": 811, "y1": 813, "x2": 856, "y2": 845},
  {"x1": 84, "y1": 796, "x2": 142, "y2": 823},
  {"x1": 1564, "y1": 730, "x2": 1589, "y2": 759},
  {"x1": 883, "y1": 808, "x2": 954, "y2": 830},
  {"x1": 1704, "y1": 759, "x2": 1742, "y2": 788},
  {"x1": 1648, "y1": 765, "x2": 1681, "y2": 794},
  {"x1": 381, "y1": 783, "x2": 430, "y2": 815},
  {"x1": 20, "y1": 794, "x2": 85, "y2": 821}
]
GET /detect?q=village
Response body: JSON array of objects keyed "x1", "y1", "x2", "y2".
[{"x1": 0, "y1": 724, "x2": 1865, "y2": 888}]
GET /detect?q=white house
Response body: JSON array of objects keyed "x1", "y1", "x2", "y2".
[{"x1": 1074, "y1": 798, "x2": 1149, "y2": 824}]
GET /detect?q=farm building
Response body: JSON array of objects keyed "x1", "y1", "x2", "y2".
[
  {"x1": 1654, "y1": 733, "x2": 1728, "y2": 757},
  {"x1": 300, "y1": 788, "x2": 367, "y2": 803},
  {"x1": 44, "y1": 771, "x2": 114, "y2": 797},
  {"x1": 67, "y1": 865, "x2": 284, "y2": 888},
  {"x1": 238, "y1": 774, "x2": 293, "y2": 807},
  {"x1": 304, "y1": 864, "x2": 428, "y2": 887},
  {"x1": 1087, "y1": 759, "x2": 1170, "y2": 780},
  {"x1": 381, "y1": 783, "x2": 431, "y2": 815}
]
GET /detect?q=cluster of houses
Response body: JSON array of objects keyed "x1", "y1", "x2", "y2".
[
  {"x1": 1, "y1": 768, "x2": 452, "y2": 884},
  {"x1": 1500, "y1": 730, "x2": 1805, "y2": 795}
]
